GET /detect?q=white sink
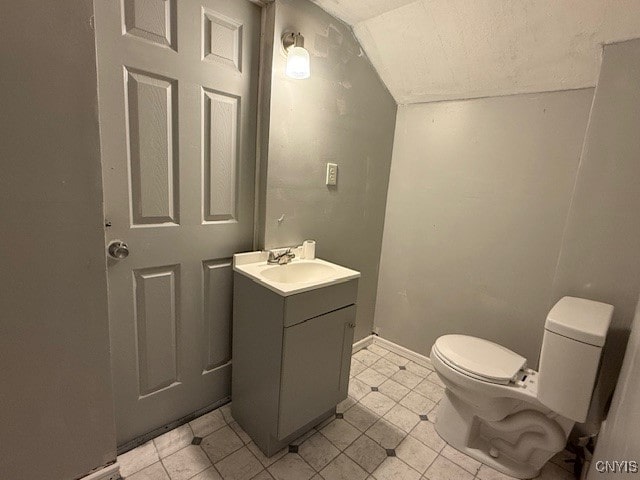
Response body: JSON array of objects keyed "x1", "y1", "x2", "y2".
[
  {"x1": 233, "y1": 252, "x2": 360, "y2": 296},
  {"x1": 261, "y1": 262, "x2": 336, "y2": 284}
]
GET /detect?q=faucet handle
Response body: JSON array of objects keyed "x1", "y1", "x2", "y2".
[
  {"x1": 278, "y1": 248, "x2": 295, "y2": 264},
  {"x1": 267, "y1": 247, "x2": 296, "y2": 264}
]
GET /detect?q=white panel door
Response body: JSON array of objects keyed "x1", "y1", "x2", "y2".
[{"x1": 94, "y1": 0, "x2": 261, "y2": 445}]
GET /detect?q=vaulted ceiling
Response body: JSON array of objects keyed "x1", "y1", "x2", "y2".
[{"x1": 312, "y1": 0, "x2": 640, "y2": 104}]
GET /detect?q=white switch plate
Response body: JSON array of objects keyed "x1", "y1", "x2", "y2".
[{"x1": 326, "y1": 163, "x2": 338, "y2": 186}]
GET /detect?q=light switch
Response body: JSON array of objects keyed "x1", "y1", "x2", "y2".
[{"x1": 326, "y1": 163, "x2": 338, "y2": 186}]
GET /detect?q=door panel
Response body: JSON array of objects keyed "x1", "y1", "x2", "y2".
[
  {"x1": 202, "y1": 259, "x2": 233, "y2": 371},
  {"x1": 122, "y1": 0, "x2": 177, "y2": 49},
  {"x1": 202, "y1": 8, "x2": 244, "y2": 70},
  {"x1": 95, "y1": 0, "x2": 261, "y2": 445},
  {"x1": 125, "y1": 68, "x2": 179, "y2": 225},
  {"x1": 203, "y1": 88, "x2": 239, "y2": 222},
  {"x1": 134, "y1": 265, "x2": 180, "y2": 396}
]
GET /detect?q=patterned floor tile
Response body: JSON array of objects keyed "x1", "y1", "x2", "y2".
[
  {"x1": 348, "y1": 377, "x2": 371, "y2": 401},
  {"x1": 250, "y1": 471, "x2": 274, "y2": 480},
  {"x1": 399, "y1": 391, "x2": 436, "y2": 415},
  {"x1": 413, "y1": 379, "x2": 445, "y2": 402},
  {"x1": 405, "y1": 361, "x2": 433, "y2": 377},
  {"x1": 423, "y1": 455, "x2": 474, "y2": 480},
  {"x1": 372, "y1": 457, "x2": 421, "y2": 480},
  {"x1": 357, "y1": 368, "x2": 389, "y2": 388},
  {"x1": 383, "y1": 351, "x2": 411, "y2": 366},
  {"x1": 351, "y1": 358, "x2": 368, "y2": 377},
  {"x1": 365, "y1": 418, "x2": 406, "y2": 449},
  {"x1": 190, "y1": 409, "x2": 226, "y2": 438},
  {"x1": 391, "y1": 369, "x2": 423, "y2": 389},
  {"x1": 119, "y1": 441, "x2": 159, "y2": 477},
  {"x1": 229, "y1": 421, "x2": 251, "y2": 444},
  {"x1": 440, "y1": 445, "x2": 481, "y2": 475},
  {"x1": 118, "y1": 341, "x2": 572, "y2": 480},
  {"x1": 320, "y1": 418, "x2": 361, "y2": 450},
  {"x1": 154, "y1": 424, "x2": 194, "y2": 459},
  {"x1": 538, "y1": 462, "x2": 575, "y2": 480},
  {"x1": 378, "y1": 378, "x2": 411, "y2": 402},
  {"x1": 359, "y1": 392, "x2": 396, "y2": 416},
  {"x1": 366, "y1": 344, "x2": 391, "y2": 357},
  {"x1": 220, "y1": 403, "x2": 234, "y2": 423},
  {"x1": 353, "y1": 349, "x2": 382, "y2": 367},
  {"x1": 267, "y1": 453, "x2": 315, "y2": 480},
  {"x1": 383, "y1": 404, "x2": 421, "y2": 433},
  {"x1": 215, "y1": 447, "x2": 263, "y2": 480},
  {"x1": 476, "y1": 464, "x2": 520, "y2": 480},
  {"x1": 343, "y1": 403, "x2": 379, "y2": 432},
  {"x1": 291, "y1": 428, "x2": 317, "y2": 446},
  {"x1": 201, "y1": 425, "x2": 244, "y2": 463},
  {"x1": 371, "y1": 357, "x2": 401, "y2": 377},
  {"x1": 297, "y1": 432, "x2": 340, "y2": 471},
  {"x1": 190, "y1": 466, "x2": 223, "y2": 480},
  {"x1": 344, "y1": 435, "x2": 387, "y2": 473},
  {"x1": 126, "y1": 462, "x2": 170, "y2": 480},
  {"x1": 426, "y1": 372, "x2": 445, "y2": 388},
  {"x1": 319, "y1": 453, "x2": 368, "y2": 480},
  {"x1": 163, "y1": 445, "x2": 211, "y2": 480},
  {"x1": 395, "y1": 435, "x2": 437, "y2": 474},
  {"x1": 336, "y1": 396, "x2": 357, "y2": 413},
  {"x1": 409, "y1": 421, "x2": 446, "y2": 452},
  {"x1": 246, "y1": 442, "x2": 287, "y2": 468}
]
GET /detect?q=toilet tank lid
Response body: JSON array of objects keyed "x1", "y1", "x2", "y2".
[{"x1": 546, "y1": 297, "x2": 614, "y2": 347}]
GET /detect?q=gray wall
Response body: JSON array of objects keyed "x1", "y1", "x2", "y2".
[
  {"x1": 591, "y1": 295, "x2": 640, "y2": 478},
  {"x1": 0, "y1": 1, "x2": 117, "y2": 479},
  {"x1": 551, "y1": 39, "x2": 640, "y2": 431},
  {"x1": 261, "y1": 0, "x2": 397, "y2": 341},
  {"x1": 375, "y1": 89, "x2": 594, "y2": 364}
]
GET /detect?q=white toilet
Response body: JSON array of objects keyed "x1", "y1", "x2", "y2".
[{"x1": 430, "y1": 296, "x2": 613, "y2": 479}]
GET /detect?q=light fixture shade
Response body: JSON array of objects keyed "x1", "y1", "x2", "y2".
[{"x1": 285, "y1": 46, "x2": 310, "y2": 79}]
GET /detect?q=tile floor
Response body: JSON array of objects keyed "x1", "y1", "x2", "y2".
[{"x1": 117, "y1": 343, "x2": 576, "y2": 480}]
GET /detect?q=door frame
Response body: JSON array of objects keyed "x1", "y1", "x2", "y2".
[{"x1": 251, "y1": 0, "x2": 273, "y2": 251}]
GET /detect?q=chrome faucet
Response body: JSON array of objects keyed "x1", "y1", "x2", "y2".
[{"x1": 267, "y1": 248, "x2": 295, "y2": 265}]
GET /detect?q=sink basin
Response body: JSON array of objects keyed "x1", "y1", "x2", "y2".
[
  {"x1": 233, "y1": 252, "x2": 360, "y2": 296},
  {"x1": 261, "y1": 262, "x2": 336, "y2": 284}
]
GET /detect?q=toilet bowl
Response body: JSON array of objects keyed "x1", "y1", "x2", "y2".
[{"x1": 431, "y1": 296, "x2": 614, "y2": 479}]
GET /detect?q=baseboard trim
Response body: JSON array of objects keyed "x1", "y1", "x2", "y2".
[
  {"x1": 372, "y1": 336, "x2": 434, "y2": 369},
  {"x1": 352, "y1": 334, "x2": 374, "y2": 353},
  {"x1": 79, "y1": 463, "x2": 119, "y2": 480}
]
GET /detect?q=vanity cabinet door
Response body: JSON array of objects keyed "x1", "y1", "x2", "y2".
[{"x1": 277, "y1": 305, "x2": 356, "y2": 439}]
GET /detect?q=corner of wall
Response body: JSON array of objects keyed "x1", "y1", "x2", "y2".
[{"x1": 254, "y1": 1, "x2": 277, "y2": 250}]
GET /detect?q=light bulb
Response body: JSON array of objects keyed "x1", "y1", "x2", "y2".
[{"x1": 285, "y1": 46, "x2": 310, "y2": 79}]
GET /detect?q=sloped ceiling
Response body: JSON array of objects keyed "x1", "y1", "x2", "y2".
[{"x1": 312, "y1": 0, "x2": 640, "y2": 104}]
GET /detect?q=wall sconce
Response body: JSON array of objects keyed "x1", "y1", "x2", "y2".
[{"x1": 282, "y1": 32, "x2": 310, "y2": 79}]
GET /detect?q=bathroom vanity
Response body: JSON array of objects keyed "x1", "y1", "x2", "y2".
[{"x1": 231, "y1": 251, "x2": 360, "y2": 456}]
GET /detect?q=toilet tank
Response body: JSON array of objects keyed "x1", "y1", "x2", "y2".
[{"x1": 537, "y1": 297, "x2": 613, "y2": 423}]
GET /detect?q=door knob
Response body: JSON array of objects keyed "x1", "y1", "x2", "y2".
[{"x1": 108, "y1": 240, "x2": 130, "y2": 259}]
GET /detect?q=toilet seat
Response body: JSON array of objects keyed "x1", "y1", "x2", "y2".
[{"x1": 433, "y1": 335, "x2": 526, "y2": 385}]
